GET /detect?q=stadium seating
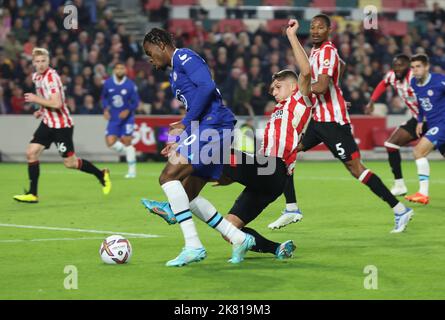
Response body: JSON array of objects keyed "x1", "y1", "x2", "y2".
[
  {"x1": 244, "y1": 0, "x2": 263, "y2": 5},
  {"x1": 170, "y1": 0, "x2": 196, "y2": 5},
  {"x1": 293, "y1": 0, "x2": 312, "y2": 6},
  {"x1": 217, "y1": 19, "x2": 246, "y2": 33},
  {"x1": 168, "y1": 19, "x2": 196, "y2": 34},
  {"x1": 263, "y1": 0, "x2": 292, "y2": 6},
  {"x1": 311, "y1": 0, "x2": 337, "y2": 10},
  {"x1": 379, "y1": 20, "x2": 408, "y2": 36},
  {"x1": 336, "y1": 0, "x2": 358, "y2": 7},
  {"x1": 382, "y1": 0, "x2": 404, "y2": 10},
  {"x1": 145, "y1": 0, "x2": 164, "y2": 10},
  {"x1": 358, "y1": 0, "x2": 382, "y2": 10},
  {"x1": 267, "y1": 19, "x2": 289, "y2": 33}
]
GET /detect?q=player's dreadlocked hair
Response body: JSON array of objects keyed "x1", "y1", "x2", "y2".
[{"x1": 143, "y1": 28, "x2": 174, "y2": 47}]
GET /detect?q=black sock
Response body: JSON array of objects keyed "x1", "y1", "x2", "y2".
[
  {"x1": 77, "y1": 159, "x2": 104, "y2": 185},
  {"x1": 387, "y1": 148, "x2": 403, "y2": 179},
  {"x1": 242, "y1": 227, "x2": 280, "y2": 255},
  {"x1": 284, "y1": 174, "x2": 297, "y2": 204},
  {"x1": 28, "y1": 161, "x2": 40, "y2": 196},
  {"x1": 360, "y1": 170, "x2": 399, "y2": 208}
]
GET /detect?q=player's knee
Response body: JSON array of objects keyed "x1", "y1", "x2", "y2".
[
  {"x1": 159, "y1": 171, "x2": 175, "y2": 185},
  {"x1": 63, "y1": 157, "x2": 78, "y2": 169},
  {"x1": 413, "y1": 147, "x2": 424, "y2": 159},
  {"x1": 26, "y1": 149, "x2": 38, "y2": 161}
]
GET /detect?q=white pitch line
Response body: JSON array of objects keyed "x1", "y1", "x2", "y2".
[
  {"x1": 0, "y1": 223, "x2": 161, "y2": 238},
  {"x1": 0, "y1": 236, "x2": 150, "y2": 243}
]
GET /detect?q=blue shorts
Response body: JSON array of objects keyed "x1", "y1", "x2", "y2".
[
  {"x1": 176, "y1": 123, "x2": 234, "y2": 180},
  {"x1": 106, "y1": 117, "x2": 135, "y2": 137},
  {"x1": 425, "y1": 124, "x2": 445, "y2": 156}
]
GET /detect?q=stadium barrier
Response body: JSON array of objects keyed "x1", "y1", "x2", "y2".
[{"x1": 1, "y1": 114, "x2": 442, "y2": 162}]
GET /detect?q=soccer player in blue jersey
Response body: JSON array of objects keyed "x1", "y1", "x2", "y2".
[
  {"x1": 405, "y1": 54, "x2": 445, "y2": 205},
  {"x1": 142, "y1": 28, "x2": 255, "y2": 267},
  {"x1": 101, "y1": 62, "x2": 139, "y2": 178}
]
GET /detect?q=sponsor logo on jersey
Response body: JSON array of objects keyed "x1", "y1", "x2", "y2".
[
  {"x1": 419, "y1": 97, "x2": 433, "y2": 111},
  {"x1": 179, "y1": 54, "x2": 188, "y2": 61}
]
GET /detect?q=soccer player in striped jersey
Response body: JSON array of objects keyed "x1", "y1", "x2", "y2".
[
  {"x1": 365, "y1": 54, "x2": 426, "y2": 196},
  {"x1": 13, "y1": 48, "x2": 111, "y2": 203},
  {"x1": 405, "y1": 54, "x2": 445, "y2": 205},
  {"x1": 144, "y1": 19, "x2": 313, "y2": 260},
  {"x1": 295, "y1": 14, "x2": 413, "y2": 233}
]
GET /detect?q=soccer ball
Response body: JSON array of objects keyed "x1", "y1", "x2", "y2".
[{"x1": 99, "y1": 235, "x2": 132, "y2": 264}]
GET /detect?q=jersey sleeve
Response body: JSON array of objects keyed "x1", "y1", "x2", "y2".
[
  {"x1": 370, "y1": 80, "x2": 388, "y2": 102},
  {"x1": 318, "y1": 46, "x2": 337, "y2": 77},
  {"x1": 383, "y1": 70, "x2": 394, "y2": 85},
  {"x1": 179, "y1": 52, "x2": 216, "y2": 128}
]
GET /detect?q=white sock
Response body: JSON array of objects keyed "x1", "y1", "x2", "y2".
[
  {"x1": 393, "y1": 202, "x2": 407, "y2": 215},
  {"x1": 125, "y1": 145, "x2": 136, "y2": 174},
  {"x1": 394, "y1": 179, "x2": 405, "y2": 187},
  {"x1": 190, "y1": 196, "x2": 246, "y2": 245},
  {"x1": 416, "y1": 157, "x2": 430, "y2": 196},
  {"x1": 110, "y1": 141, "x2": 125, "y2": 153},
  {"x1": 161, "y1": 181, "x2": 203, "y2": 249},
  {"x1": 286, "y1": 203, "x2": 299, "y2": 211}
]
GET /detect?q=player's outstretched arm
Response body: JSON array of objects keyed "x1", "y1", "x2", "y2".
[
  {"x1": 24, "y1": 92, "x2": 62, "y2": 109},
  {"x1": 286, "y1": 19, "x2": 311, "y2": 96}
]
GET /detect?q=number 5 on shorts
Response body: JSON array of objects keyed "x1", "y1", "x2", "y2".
[{"x1": 336, "y1": 143, "x2": 345, "y2": 157}]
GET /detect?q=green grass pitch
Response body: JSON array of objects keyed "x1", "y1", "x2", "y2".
[{"x1": 0, "y1": 161, "x2": 444, "y2": 300}]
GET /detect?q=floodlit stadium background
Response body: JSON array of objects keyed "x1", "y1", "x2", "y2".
[{"x1": 1, "y1": 0, "x2": 444, "y2": 161}]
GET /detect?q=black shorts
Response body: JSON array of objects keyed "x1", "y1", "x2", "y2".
[
  {"x1": 30, "y1": 122, "x2": 75, "y2": 158},
  {"x1": 223, "y1": 150, "x2": 288, "y2": 224},
  {"x1": 399, "y1": 117, "x2": 428, "y2": 139},
  {"x1": 301, "y1": 121, "x2": 360, "y2": 162}
]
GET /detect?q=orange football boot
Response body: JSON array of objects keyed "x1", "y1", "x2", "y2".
[{"x1": 405, "y1": 192, "x2": 429, "y2": 205}]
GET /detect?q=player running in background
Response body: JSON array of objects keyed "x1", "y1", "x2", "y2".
[
  {"x1": 365, "y1": 54, "x2": 425, "y2": 196},
  {"x1": 280, "y1": 14, "x2": 413, "y2": 233},
  {"x1": 143, "y1": 19, "x2": 312, "y2": 260},
  {"x1": 142, "y1": 28, "x2": 255, "y2": 266},
  {"x1": 13, "y1": 48, "x2": 111, "y2": 203},
  {"x1": 101, "y1": 62, "x2": 139, "y2": 178},
  {"x1": 405, "y1": 54, "x2": 445, "y2": 205}
]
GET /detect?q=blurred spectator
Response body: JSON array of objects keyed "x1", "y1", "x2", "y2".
[
  {"x1": 1, "y1": 1, "x2": 445, "y2": 117},
  {"x1": 232, "y1": 73, "x2": 254, "y2": 116},
  {"x1": 10, "y1": 86, "x2": 25, "y2": 114},
  {"x1": 79, "y1": 95, "x2": 101, "y2": 114}
]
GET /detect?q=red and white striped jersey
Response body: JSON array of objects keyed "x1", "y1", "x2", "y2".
[
  {"x1": 310, "y1": 41, "x2": 350, "y2": 125},
  {"x1": 260, "y1": 89, "x2": 314, "y2": 174},
  {"x1": 384, "y1": 69, "x2": 419, "y2": 117},
  {"x1": 32, "y1": 68, "x2": 73, "y2": 129}
]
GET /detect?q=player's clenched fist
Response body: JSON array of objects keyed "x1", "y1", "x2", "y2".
[
  {"x1": 286, "y1": 19, "x2": 300, "y2": 36},
  {"x1": 24, "y1": 93, "x2": 38, "y2": 103}
]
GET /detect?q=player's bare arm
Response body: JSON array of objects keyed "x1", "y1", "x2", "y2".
[
  {"x1": 24, "y1": 92, "x2": 63, "y2": 109},
  {"x1": 311, "y1": 74, "x2": 330, "y2": 95},
  {"x1": 286, "y1": 19, "x2": 311, "y2": 96}
]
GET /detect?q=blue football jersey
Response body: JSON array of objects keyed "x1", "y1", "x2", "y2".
[
  {"x1": 101, "y1": 76, "x2": 140, "y2": 121},
  {"x1": 169, "y1": 48, "x2": 235, "y2": 129},
  {"x1": 411, "y1": 73, "x2": 445, "y2": 127}
]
